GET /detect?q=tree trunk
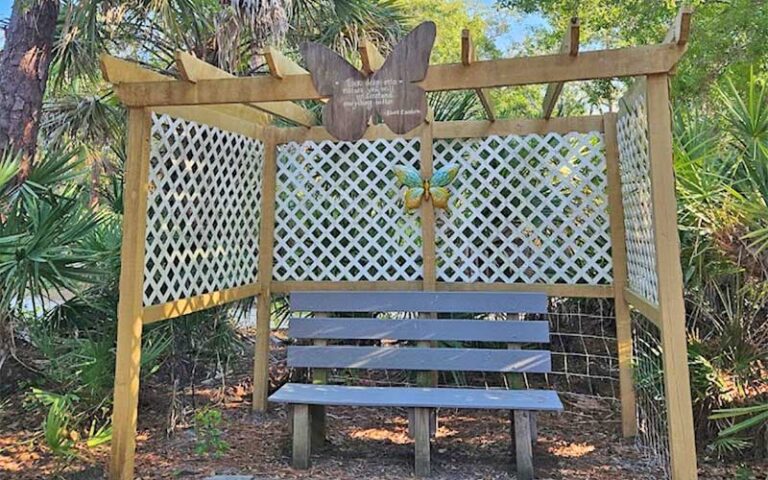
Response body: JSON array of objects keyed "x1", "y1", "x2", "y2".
[
  {"x1": 0, "y1": 0, "x2": 58, "y2": 375},
  {"x1": 0, "y1": 0, "x2": 59, "y2": 178}
]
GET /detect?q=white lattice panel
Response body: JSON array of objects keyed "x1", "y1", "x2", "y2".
[
  {"x1": 617, "y1": 96, "x2": 659, "y2": 305},
  {"x1": 273, "y1": 139, "x2": 422, "y2": 281},
  {"x1": 434, "y1": 132, "x2": 612, "y2": 285},
  {"x1": 143, "y1": 113, "x2": 264, "y2": 306}
]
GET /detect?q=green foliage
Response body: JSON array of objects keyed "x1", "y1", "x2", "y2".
[
  {"x1": 29, "y1": 389, "x2": 79, "y2": 457},
  {"x1": 710, "y1": 403, "x2": 768, "y2": 455},
  {"x1": 194, "y1": 407, "x2": 229, "y2": 458}
]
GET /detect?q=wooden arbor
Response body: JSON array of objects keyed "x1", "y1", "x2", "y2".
[{"x1": 105, "y1": 7, "x2": 697, "y2": 480}]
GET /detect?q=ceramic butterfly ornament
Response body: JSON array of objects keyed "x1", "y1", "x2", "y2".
[
  {"x1": 393, "y1": 164, "x2": 460, "y2": 211},
  {"x1": 300, "y1": 22, "x2": 437, "y2": 141}
]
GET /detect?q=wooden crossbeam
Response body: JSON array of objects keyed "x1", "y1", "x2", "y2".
[
  {"x1": 461, "y1": 29, "x2": 495, "y2": 121},
  {"x1": 264, "y1": 46, "x2": 309, "y2": 79},
  {"x1": 359, "y1": 39, "x2": 386, "y2": 75},
  {"x1": 664, "y1": 5, "x2": 693, "y2": 46},
  {"x1": 175, "y1": 51, "x2": 316, "y2": 127},
  {"x1": 100, "y1": 55, "x2": 268, "y2": 131},
  {"x1": 113, "y1": 44, "x2": 688, "y2": 107},
  {"x1": 542, "y1": 17, "x2": 580, "y2": 119}
]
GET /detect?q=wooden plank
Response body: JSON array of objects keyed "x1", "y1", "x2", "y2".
[
  {"x1": 287, "y1": 346, "x2": 552, "y2": 373},
  {"x1": 110, "y1": 109, "x2": 152, "y2": 480},
  {"x1": 289, "y1": 318, "x2": 551, "y2": 343},
  {"x1": 272, "y1": 116, "x2": 604, "y2": 144},
  {"x1": 269, "y1": 384, "x2": 564, "y2": 411},
  {"x1": 175, "y1": 51, "x2": 316, "y2": 127},
  {"x1": 252, "y1": 129, "x2": 279, "y2": 412},
  {"x1": 273, "y1": 281, "x2": 612, "y2": 297},
  {"x1": 645, "y1": 73, "x2": 698, "y2": 480},
  {"x1": 359, "y1": 38, "x2": 386, "y2": 75},
  {"x1": 413, "y1": 407, "x2": 431, "y2": 477},
  {"x1": 290, "y1": 291, "x2": 549, "y2": 313},
  {"x1": 264, "y1": 46, "x2": 309, "y2": 79},
  {"x1": 142, "y1": 282, "x2": 261, "y2": 324},
  {"x1": 100, "y1": 54, "x2": 269, "y2": 128},
  {"x1": 292, "y1": 404, "x2": 311, "y2": 469},
  {"x1": 151, "y1": 106, "x2": 261, "y2": 139},
  {"x1": 542, "y1": 17, "x2": 580, "y2": 119},
  {"x1": 664, "y1": 5, "x2": 693, "y2": 46},
  {"x1": 513, "y1": 410, "x2": 534, "y2": 480},
  {"x1": 461, "y1": 29, "x2": 495, "y2": 121},
  {"x1": 113, "y1": 44, "x2": 688, "y2": 107},
  {"x1": 603, "y1": 112, "x2": 638, "y2": 438},
  {"x1": 624, "y1": 288, "x2": 662, "y2": 328}
]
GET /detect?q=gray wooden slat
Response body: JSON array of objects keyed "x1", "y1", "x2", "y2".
[
  {"x1": 290, "y1": 291, "x2": 548, "y2": 314},
  {"x1": 269, "y1": 384, "x2": 564, "y2": 411},
  {"x1": 290, "y1": 318, "x2": 550, "y2": 343},
  {"x1": 287, "y1": 346, "x2": 551, "y2": 373}
]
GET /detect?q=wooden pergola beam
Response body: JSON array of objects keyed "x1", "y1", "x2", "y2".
[
  {"x1": 264, "y1": 46, "x2": 309, "y2": 79},
  {"x1": 461, "y1": 29, "x2": 495, "y2": 121},
  {"x1": 542, "y1": 17, "x2": 580, "y2": 119},
  {"x1": 175, "y1": 51, "x2": 316, "y2": 127},
  {"x1": 113, "y1": 43, "x2": 687, "y2": 107},
  {"x1": 664, "y1": 5, "x2": 693, "y2": 45},
  {"x1": 359, "y1": 39, "x2": 386, "y2": 75},
  {"x1": 100, "y1": 55, "x2": 268, "y2": 133}
]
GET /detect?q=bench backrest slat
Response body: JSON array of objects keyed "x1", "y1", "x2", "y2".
[
  {"x1": 290, "y1": 291, "x2": 548, "y2": 314},
  {"x1": 290, "y1": 318, "x2": 550, "y2": 343},
  {"x1": 287, "y1": 346, "x2": 551, "y2": 373}
]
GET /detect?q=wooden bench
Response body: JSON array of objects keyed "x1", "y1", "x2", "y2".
[{"x1": 269, "y1": 291, "x2": 563, "y2": 479}]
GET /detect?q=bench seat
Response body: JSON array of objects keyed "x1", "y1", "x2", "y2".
[{"x1": 270, "y1": 383, "x2": 564, "y2": 411}]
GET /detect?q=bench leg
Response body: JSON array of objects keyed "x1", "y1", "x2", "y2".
[
  {"x1": 413, "y1": 407, "x2": 431, "y2": 477},
  {"x1": 408, "y1": 408, "x2": 438, "y2": 438},
  {"x1": 530, "y1": 412, "x2": 538, "y2": 444},
  {"x1": 292, "y1": 404, "x2": 311, "y2": 469},
  {"x1": 513, "y1": 411, "x2": 534, "y2": 480},
  {"x1": 310, "y1": 405, "x2": 326, "y2": 448}
]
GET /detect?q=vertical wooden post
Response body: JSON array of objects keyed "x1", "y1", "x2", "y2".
[
  {"x1": 292, "y1": 404, "x2": 312, "y2": 469},
  {"x1": 513, "y1": 410, "x2": 534, "y2": 480},
  {"x1": 413, "y1": 407, "x2": 431, "y2": 476},
  {"x1": 110, "y1": 108, "x2": 152, "y2": 480},
  {"x1": 603, "y1": 112, "x2": 638, "y2": 437},
  {"x1": 416, "y1": 116, "x2": 438, "y2": 434},
  {"x1": 420, "y1": 115, "x2": 436, "y2": 290},
  {"x1": 253, "y1": 128, "x2": 278, "y2": 411},
  {"x1": 310, "y1": 312, "x2": 329, "y2": 447},
  {"x1": 645, "y1": 73, "x2": 698, "y2": 480}
]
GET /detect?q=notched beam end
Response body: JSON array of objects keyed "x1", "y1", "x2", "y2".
[{"x1": 664, "y1": 5, "x2": 693, "y2": 46}]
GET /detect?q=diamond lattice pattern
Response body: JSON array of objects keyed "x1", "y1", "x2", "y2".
[
  {"x1": 617, "y1": 96, "x2": 659, "y2": 306},
  {"x1": 434, "y1": 132, "x2": 612, "y2": 284},
  {"x1": 143, "y1": 113, "x2": 264, "y2": 307},
  {"x1": 273, "y1": 139, "x2": 422, "y2": 282}
]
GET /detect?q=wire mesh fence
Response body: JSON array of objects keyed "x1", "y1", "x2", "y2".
[{"x1": 632, "y1": 311, "x2": 671, "y2": 478}]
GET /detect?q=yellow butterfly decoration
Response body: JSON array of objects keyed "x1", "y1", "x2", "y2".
[{"x1": 392, "y1": 164, "x2": 460, "y2": 211}]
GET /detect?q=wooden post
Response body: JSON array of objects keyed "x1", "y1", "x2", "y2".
[
  {"x1": 513, "y1": 411, "x2": 534, "y2": 480},
  {"x1": 645, "y1": 73, "x2": 698, "y2": 480},
  {"x1": 292, "y1": 404, "x2": 312, "y2": 469},
  {"x1": 413, "y1": 407, "x2": 431, "y2": 476},
  {"x1": 416, "y1": 116, "x2": 438, "y2": 435},
  {"x1": 110, "y1": 108, "x2": 151, "y2": 480},
  {"x1": 253, "y1": 128, "x2": 278, "y2": 411},
  {"x1": 603, "y1": 112, "x2": 638, "y2": 437},
  {"x1": 310, "y1": 312, "x2": 329, "y2": 447}
]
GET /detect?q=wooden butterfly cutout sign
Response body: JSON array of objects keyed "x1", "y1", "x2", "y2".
[
  {"x1": 393, "y1": 164, "x2": 460, "y2": 211},
  {"x1": 300, "y1": 22, "x2": 437, "y2": 141}
]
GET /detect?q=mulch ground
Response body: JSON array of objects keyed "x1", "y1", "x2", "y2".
[{"x1": 1, "y1": 343, "x2": 766, "y2": 479}]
